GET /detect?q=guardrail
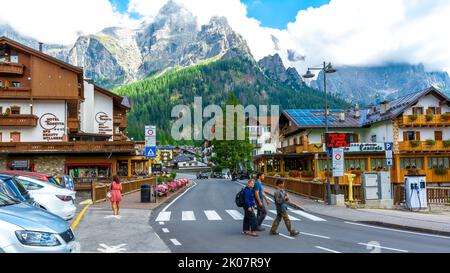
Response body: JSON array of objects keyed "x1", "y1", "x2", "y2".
[{"x1": 91, "y1": 177, "x2": 156, "y2": 203}]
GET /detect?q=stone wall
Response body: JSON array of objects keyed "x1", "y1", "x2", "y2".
[
  {"x1": 34, "y1": 156, "x2": 66, "y2": 177},
  {"x1": 0, "y1": 155, "x2": 7, "y2": 171}
]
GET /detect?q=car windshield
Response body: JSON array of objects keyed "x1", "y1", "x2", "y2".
[
  {"x1": 10, "y1": 177, "x2": 28, "y2": 196},
  {"x1": 0, "y1": 192, "x2": 20, "y2": 207},
  {"x1": 47, "y1": 177, "x2": 64, "y2": 188},
  {"x1": 0, "y1": 181, "x2": 17, "y2": 198}
]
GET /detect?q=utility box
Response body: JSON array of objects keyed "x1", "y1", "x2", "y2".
[
  {"x1": 362, "y1": 173, "x2": 379, "y2": 200},
  {"x1": 405, "y1": 175, "x2": 428, "y2": 210},
  {"x1": 378, "y1": 171, "x2": 392, "y2": 199}
]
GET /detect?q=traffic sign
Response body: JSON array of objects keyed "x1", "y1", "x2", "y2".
[
  {"x1": 145, "y1": 126, "x2": 156, "y2": 137},
  {"x1": 385, "y1": 142, "x2": 393, "y2": 151},
  {"x1": 386, "y1": 158, "x2": 393, "y2": 166},
  {"x1": 145, "y1": 147, "x2": 157, "y2": 159},
  {"x1": 385, "y1": 150, "x2": 393, "y2": 159},
  {"x1": 332, "y1": 148, "x2": 344, "y2": 177}
]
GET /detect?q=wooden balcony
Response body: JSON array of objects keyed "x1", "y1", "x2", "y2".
[
  {"x1": 0, "y1": 115, "x2": 38, "y2": 127},
  {"x1": 397, "y1": 115, "x2": 450, "y2": 127},
  {"x1": 0, "y1": 87, "x2": 31, "y2": 99},
  {"x1": 399, "y1": 141, "x2": 450, "y2": 152},
  {"x1": 113, "y1": 114, "x2": 127, "y2": 129},
  {"x1": 67, "y1": 117, "x2": 79, "y2": 133},
  {"x1": 0, "y1": 62, "x2": 24, "y2": 75},
  {"x1": 113, "y1": 133, "x2": 128, "y2": 142},
  {"x1": 279, "y1": 143, "x2": 325, "y2": 154},
  {"x1": 0, "y1": 141, "x2": 136, "y2": 154}
]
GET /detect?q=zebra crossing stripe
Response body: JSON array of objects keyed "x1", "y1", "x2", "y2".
[
  {"x1": 204, "y1": 210, "x2": 222, "y2": 221},
  {"x1": 264, "y1": 215, "x2": 274, "y2": 221},
  {"x1": 289, "y1": 209, "x2": 327, "y2": 222},
  {"x1": 268, "y1": 210, "x2": 300, "y2": 221},
  {"x1": 182, "y1": 211, "x2": 196, "y2": 221},
  {"x1": 155, "y1": 211, "x2": 171, "y2": 222},
  {"x1": 225, "y1": 210, "x2": 244, "y2": 220}
]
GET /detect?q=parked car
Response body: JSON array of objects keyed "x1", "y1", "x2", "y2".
[
  {"x1": 211, "y1": 172, "x2": 225, "y2": 179},
  {"x1": 13, "y1": 176, "x2": 77, "y2": 220},
  {"x1": 222, "y1": 168, "x2": 231, "y2": 179},
  {"x1": 197, "y1": 171, "x2": 209, "y2": 179},
  {"x1": 0, "y1": 171, "x2": 61, "y2": 187},
  {"x1": 0, "y1": 192, "x2": 77, "y2": 253},
  {"x1": 0, "y1": 175, "x2": 38, "y2": 207},
  {"x1": 232, "y1": 171, "x2": 251, "y2": 181}
]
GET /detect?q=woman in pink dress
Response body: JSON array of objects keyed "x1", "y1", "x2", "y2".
[{"x1": 110, "y1": 175, "x2": 123, "y2": 216}]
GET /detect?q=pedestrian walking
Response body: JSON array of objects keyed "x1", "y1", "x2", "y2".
[
  {"x1": 109, "y1": 175, "x2": 123, "y2": 216},
  {"x1": 254, "y1": 173, "x2": 270, "y2": 231},
  {"x1": 270, "y1": 179, "x2": 300, "y2": 237},
  {"x1": 243, "y1": 179, "x2": 258, "y2": 237}
]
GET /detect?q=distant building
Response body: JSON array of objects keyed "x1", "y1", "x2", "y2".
[{"x1": 247, "y1": 116, "x2": 278, "y2": 156}]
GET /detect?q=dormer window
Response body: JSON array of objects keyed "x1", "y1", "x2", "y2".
[
  {"x1": 11, "y1": 106, "x2": 20, "y2": 115},
  {"x1": 412, "y1": 107, "x2": 424, "y2": 115}
]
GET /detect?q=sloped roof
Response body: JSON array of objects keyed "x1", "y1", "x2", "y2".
[{"x1": 363, "y1": 86, "x2": 450, "y2": 125}]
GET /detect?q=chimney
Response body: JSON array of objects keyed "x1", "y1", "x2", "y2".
[
  {"x1": 38, "y1": 42, "x2": 43, "y2": 52},
  {"x1": 380, "y1": 100, "x2": 390, "y2": 115},
  {"x1": 339, "y1": 112, "x2": 346, "y2": 122},
  {"x1": 354, "y1": 104, "x2": 360, "y2": 118}
]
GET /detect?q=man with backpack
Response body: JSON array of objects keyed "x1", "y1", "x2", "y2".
[
  {"x1": 236, "y1": 179, "x2": 258, "y2": 237},
  {"x1": 271, "y1": 179, "x2": 300, "y2": 237}
]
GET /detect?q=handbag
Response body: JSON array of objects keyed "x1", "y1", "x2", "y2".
[{"x1": 106, "y1": 191, "x2": 112, "y2": 200}]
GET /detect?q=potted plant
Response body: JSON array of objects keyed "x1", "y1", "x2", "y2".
[
  {"x1": 426, "y1": 114, "x2": 434, "y2": 122},
  {"x1": 441, "y1": 113, "x2": 450, "y2": 121},
  {"x1": 301, "y1": 170, "x2": 313, "y2": 177},
  {"x1": 443, "y1": 140, "x2": 450, "y2": 148},
  {"x1": 410, "y1": 140, "x2": 421, "y2": 148},
  {"x1": 434, "y1": 168, "x2": 448, "y2": 176},
  {"x1": 289, "y1": 171, "x2": 301, "y2": 178},
  {"x1": 409, "y1": 114, "x2": 418, "y2": 121},
  {"x1": 426, "y1": 139, "x2": 436, "y2": 146}
]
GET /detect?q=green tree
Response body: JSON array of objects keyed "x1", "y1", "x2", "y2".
[{"x1": 211, "y1": 92, "x2": 254, "y2": 174}]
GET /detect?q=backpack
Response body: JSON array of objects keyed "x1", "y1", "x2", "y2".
[{"x1": 235, "y1": 187, "x2": 246, "y2": 207}]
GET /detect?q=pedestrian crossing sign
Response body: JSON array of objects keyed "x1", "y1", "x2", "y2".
[{"x1": 145, "y1": 147, "x2": 157, "y2": 159}]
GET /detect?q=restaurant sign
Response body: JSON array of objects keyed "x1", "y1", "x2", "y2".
[
  {"x1": 343, "y1": 143, "x2": 386, "y2": 153},
  {"x1": 95, "y1": 112, "x2": 113, "y2": 134},
  {"x1": 325, "y1": 133, "x2": 352, "y2": 148}
]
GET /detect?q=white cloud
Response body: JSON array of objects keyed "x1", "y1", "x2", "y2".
[
  {"x1": 0, "y1": 0, "x2": 139, "y2": 45},
  {"x1": 283, "y1": 0, "x2": 450, "y2": 73},
  {"x1": 1, "y1": 0, "x2": 449, "y2": 74}
]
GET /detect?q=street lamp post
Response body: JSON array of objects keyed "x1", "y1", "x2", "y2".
[{"x1": 303, "y1": 62, "x2": 336, "y2": 205}]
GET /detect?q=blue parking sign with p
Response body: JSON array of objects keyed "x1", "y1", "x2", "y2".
[
  {"x1": 385, "y1": 142, "x2": 393, "y2": 151},
  {"x1": 145, "y1": 147, "x2": 157, "y2": 159}
]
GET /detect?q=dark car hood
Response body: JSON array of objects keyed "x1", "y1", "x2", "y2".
[{"x1": 0, "y1": 203, "x2": 69, "y2": 233}]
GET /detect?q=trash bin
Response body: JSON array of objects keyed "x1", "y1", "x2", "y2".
[{"x1": 141, "y1": 184, "x2": 151, "y2": 203}]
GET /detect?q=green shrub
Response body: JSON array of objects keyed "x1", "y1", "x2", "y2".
[
  {"x1": 169, "y1": 172, "x2": 177, "y2": 179},
  {"x1": 426, "y1": 139, "x2": 436, "y2": 146},
  {"x1": 301, "y1": 170, "x2": 313, "y2": 177},
  {"x1": 443, "y1": 140, "x2": 450, "y2": 147},
  {"x1": 409, "y1": 114, "x2": 418, "y2": 121},
  {"x1": 426, "y1": 114, "x2": 434, "y2": 121},
  {"x1": 434, "y1": 168, "x2": 448, "y2": 176},
  {"x1": 410, "y1": 141, "x2": 421, "y2": 147},
  {"x1": 441, "y1": 113, "x2": 450, "y2": 120}
]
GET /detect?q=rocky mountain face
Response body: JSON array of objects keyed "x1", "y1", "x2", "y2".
[
  {"x1": 311, "y1": 64, "x2": 450, "y2": 105},
  {"x1": 67, "y1": 1, "x2": 252, "y2": 87},
  {"x1": 258, "y1": 53, "x2": 304, "y2": 87}
]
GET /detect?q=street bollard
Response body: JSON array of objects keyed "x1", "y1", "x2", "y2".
[{"x1": 345, "y1": 173, "x2": 357, "y2": 206}]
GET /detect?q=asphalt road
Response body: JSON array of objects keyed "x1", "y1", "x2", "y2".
[{"x1": 150, "y1": 178, "x2": 450, "y2": 253}]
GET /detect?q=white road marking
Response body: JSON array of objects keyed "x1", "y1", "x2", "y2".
[
  {"x1": 162, "y1": 228, "x2": 170, "y2": 233},
  {"x1": 264, "y1": 215, "x2": 274, "y2": 221},
  {"x1": 289, "y1": 209, "x2": 327, "y2": 222},
  {"x1": 261, "y1": 224, "x2": 295, "y2": 240},
  {"x1": 155, "y1": 211, "x2": 171, "y2": 222},
  {"x1": 300, "y1": 232, "x2": 330, "y2": 239},
  {"x1": 97, "y1": 243, "x2": 127, "y2": 253},
  {"x1": 345, "y1": 221, "x2": 450, "y2": 240},
  {"x1": 357, "y1": 242, "x2": 408, "y2": 253},
  {"x1": 204, "y1": 210, "x2": 222, "y2": 221},
  {"x1": 159, "y1": 222, "x2": 165, "y2": 225},
  {"x1": 268, "y1": 210, "x2": 300, "y2": 221},
  {"x1": 182, "y1": 211, "x2": 196, "y2": 221},
  {"x1": 315, "y1": 246, "x2": 341, "y2": 253},
  {"x1": 162, "y1": 181, "x2": 197, "y2": 212},
  {"x1": 170, "y1": 239, "x2": 182, "y2": 246},
  {"x1": 226, "y1": 210, "x2": 244, "y2": 220},
  {"x1": 104, "y1": 215, "x2": 121, "y2": 219}
]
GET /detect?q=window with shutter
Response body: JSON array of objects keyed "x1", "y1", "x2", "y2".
[
  {"x1": 415, "y1": 131, "x2": 421, "y2": 141},
  {"x1": 436, "y1": 107, "x2": 442, "y2": 115},
  {"x1": 435, "y1": 131, "x2": 443, "y2": 141},
  {"x1": 403, "y1": 132, "x2": 408, "y2": 141}
]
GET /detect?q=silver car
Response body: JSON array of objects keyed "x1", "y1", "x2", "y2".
[{"x1": 0, "y1": 192, "x2": 78, "y2": 253}]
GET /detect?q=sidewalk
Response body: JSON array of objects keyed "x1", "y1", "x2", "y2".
[{"x1": 263, "y1": 184, "x2": 450, "y2": 236}]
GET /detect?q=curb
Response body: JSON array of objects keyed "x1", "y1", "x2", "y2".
[{"x1": 358, "y1": 221, "x2": 450, "y2": 237}]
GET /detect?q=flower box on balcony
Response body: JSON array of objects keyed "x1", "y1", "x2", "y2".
[
  {"x1": 441, "y1": 113, "x2": 450, "y2": 121},
  {"x1": 425, "y1": 114, "x2": 434, "y2": 122},
  {"x1": 434, "y1": 168, "x2": 448, "y2": 176},
  {"x1": 410, "y1": 141, "x2": 421, "y2": 148},
  {"x1": 426, "y1": 139, "x2": 436, "y2": 146},
  {"x1": 443, "y1": 140, "x2": 450, "y2": 148},
  {"x1": 301, "y1": 171, "x2": 313, "y2": 177},
  {"x1": 409, "y1": 114, "x2": 418, "y2": 121}
]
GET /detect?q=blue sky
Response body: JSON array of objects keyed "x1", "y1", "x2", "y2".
[{"x1": 109, "y1": 0, "x2": 331, "y2": 29}]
